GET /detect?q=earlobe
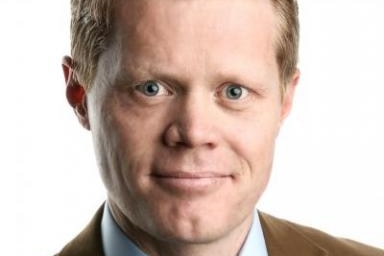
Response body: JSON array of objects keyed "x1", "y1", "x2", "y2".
[
  {"x1": 74, "y1": 98, "x2": 90, "y2": 130},
  {"x1": 62, "y1": 56, "x2": 90, "y2": 130}
]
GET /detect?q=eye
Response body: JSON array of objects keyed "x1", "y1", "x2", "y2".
[
  {"x1": 136, "y1": 80, "x2": 170, "y2": 97},
  {"x1": 222, "y1": 84, "x2": 249, "y2": 100}
]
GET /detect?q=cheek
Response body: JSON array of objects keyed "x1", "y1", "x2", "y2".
[
  {"x1": 236, "y1": 125, "x2": 276, "y2": 182},
  {"x1": 90, "y1": 111, "x2": 127, "y2": 197},
  {"x1": 230, "y1": 110, "x2": 280, "y2": 167},
  {"x1": 229, "y1": 125, "x2": 277, "y2": 211},
  {"x1": 225, "y1": 105, "x2": 281, "y2": 194},
  {"x1": 94, "y1": 97, "x2": 170, "y2": 193}
]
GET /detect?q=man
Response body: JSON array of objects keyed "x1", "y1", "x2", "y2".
[{"x1": 58, "y1": 0, "x2": 383, "y2": 255}]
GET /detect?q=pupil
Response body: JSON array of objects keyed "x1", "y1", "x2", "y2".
[
  {"x1": 144, "y1": 81, "x2": 159, "y2": 95},
  {"x1": 227, "y1": 86, "x2": 242, "y2": 99}
]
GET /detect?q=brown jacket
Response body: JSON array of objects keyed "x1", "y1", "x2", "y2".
[{"x1": 56, "y1": 206, "x2": 384, "y2": 256}]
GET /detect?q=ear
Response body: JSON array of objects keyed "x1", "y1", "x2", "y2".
[
  {"x1": 280, "y1": 69, "x2": 300, "y2": 122},
  {"x1": 62, "y1": 56, "x2": 90, "y2": 130}
]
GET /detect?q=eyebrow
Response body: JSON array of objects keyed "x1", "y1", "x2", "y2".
[{"x1": 113, "y1": 64, "x2": 189, "y2": 88}]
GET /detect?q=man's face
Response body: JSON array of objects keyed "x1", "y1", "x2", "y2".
[{"x1": 86, "y1": 0, "x2": 296, "y2": 244}]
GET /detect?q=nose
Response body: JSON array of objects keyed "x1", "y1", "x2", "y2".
[{"x1": 163, "y1": 92, "x2": 219, "y2": 149}]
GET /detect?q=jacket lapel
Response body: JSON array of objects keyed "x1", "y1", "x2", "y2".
[
  {"x1": 258, "y1": 211, "x2": 329, "y2": 256},
  {"x1": 56, "y1": 205, "x2": 105, "y2": 256}
]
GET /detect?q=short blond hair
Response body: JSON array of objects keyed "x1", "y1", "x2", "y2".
[
  {"x1": 70, "y1": 0, "x2": 115, "y2": 89},
  {"x1": 70, "y1": 0, "x2": 299, "y2": 90}
]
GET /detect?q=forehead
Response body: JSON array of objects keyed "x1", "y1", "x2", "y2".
[
  {"x1": 103, "y1": 0, "x2": 279, "y2": 86},
  {"x1": 114, "y1": 0, "x2": 278, "y2": 49}
]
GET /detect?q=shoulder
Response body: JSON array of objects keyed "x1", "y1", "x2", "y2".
[
  {"x1": 55, "y1": 205, "x2": 105, "y2": 256},
  {"x1": 258, "y1": 211, "x2": 384, "y2": 256}
]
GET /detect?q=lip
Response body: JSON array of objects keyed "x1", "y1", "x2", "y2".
[{"x1": 151, "y1": 171, "x2": 231, "y2": 194}]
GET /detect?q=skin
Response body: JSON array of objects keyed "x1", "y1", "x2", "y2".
[{"x1": 63, "y1": 0, "x2": 299, "y2": 255}]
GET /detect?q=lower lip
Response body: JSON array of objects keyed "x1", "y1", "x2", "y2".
[{"x1": 152, "y1": 176, "x2": 229, "y2": 194}]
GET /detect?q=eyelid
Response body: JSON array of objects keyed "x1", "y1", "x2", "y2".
[
  {"x1": 218, "y1": 83, "x2": 250, "y2": 100},
  {"x1": 135, "y1": 80, "x2": 173, "y2": 96}
]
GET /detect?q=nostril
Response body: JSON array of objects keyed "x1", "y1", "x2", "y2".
[
  {"x1": 162, "y1": 96, "x2": 219, "y2": 148},
  {"x1": 162, "y1": 120, "x2": 218, "y2": 149},
  {"x1": 162, "y1": 123, "x2": 183, "y2": 147}
]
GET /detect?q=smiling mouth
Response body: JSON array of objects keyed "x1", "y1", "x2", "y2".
[{"x1": 151, "y1": 171, "x2": 231, "y2": 194}]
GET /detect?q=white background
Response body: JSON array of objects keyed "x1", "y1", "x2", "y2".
[{"x1": 0, "y1": 1, "x2": 383, "y2": 255}]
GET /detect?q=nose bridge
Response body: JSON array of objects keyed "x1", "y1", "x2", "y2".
[
  {"x1": 180, "y1": 88, "x2": 213, "y2": 139},
  {"x1": 182, "y1": 89, "x2": 208, "y2": 123},
  {"x1": 164, "y1": 88, "x2": 218, "y2": 148}
]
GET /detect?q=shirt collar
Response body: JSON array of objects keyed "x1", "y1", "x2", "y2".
[
  {"x1": 239, "y1": 210, "x2": 269, "y2": 256},
  {"x1": 101, "y1": 203, "x2": 268, "y2": 256},
  {"x1": 101, "y1": 203, "x2": 146, "y2": 256}
]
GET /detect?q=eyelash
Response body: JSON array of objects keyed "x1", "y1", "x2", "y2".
[
  {"x1": 218, "y1": 83, "x2": 250, "y2": 101},
  {"x1": 132, "y1": 80, "x2": 253, "y2": 104},
  {"x1": 134, "y1": 80, "x2": 172, "y2": 97}
]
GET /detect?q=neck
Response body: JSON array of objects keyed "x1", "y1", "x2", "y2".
[{"x1": 108, "y1": 201, "x2": 254, "y2": 256}]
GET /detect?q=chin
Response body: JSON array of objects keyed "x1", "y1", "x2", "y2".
[
  {"x1": 154, "y1": 219, "x2": 229, "y2": 244},
  {"x1": 145, "y1": 198, "x2": 239, "y2": 244}
]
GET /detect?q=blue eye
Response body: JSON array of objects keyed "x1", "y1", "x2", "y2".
[
  {"x1": 142, "y1": 80, "x2": 160, "y2": 96},
  {"x1": 136, "y1": 80, "x2": 169, "y2": 97},
  {"x1": 224, "y1": 84, "x2": 248, "y2": 100}
]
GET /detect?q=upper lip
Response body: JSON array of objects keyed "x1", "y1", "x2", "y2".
[{"x1": 151, "y1": 171, "x2": 230, "y2": 179}]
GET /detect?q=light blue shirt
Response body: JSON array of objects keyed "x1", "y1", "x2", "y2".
[{"x1": 101, "y1": 203, "x2": 268, "y2": 256}]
